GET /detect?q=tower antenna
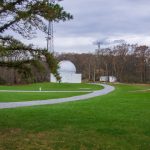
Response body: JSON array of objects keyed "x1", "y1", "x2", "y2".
[
  {"x1": 47, "y1": 0, "x2": 63, "y2": 53},
  {"x1": 93, "y1": 38, "x2": 126, "y2": 50}
]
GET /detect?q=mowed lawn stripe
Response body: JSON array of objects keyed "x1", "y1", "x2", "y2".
[
  {"x1": 0, "y1": 82, "x2": 102, "y2": 91},
  {"x1": 0, "y1": 92, "x2": 89, "y2": 102},
  {"x1": 0, "y1": 83, "x2": 102, "y2": 102}
]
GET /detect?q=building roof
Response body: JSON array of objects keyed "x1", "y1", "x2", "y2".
[{"x1": 58, "y1": 60, "x2": 76, "y2": 73}]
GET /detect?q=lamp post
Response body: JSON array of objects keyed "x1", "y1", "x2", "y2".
[{"x1": 47, "y1": 0, "x2": 63, "y2": 53}]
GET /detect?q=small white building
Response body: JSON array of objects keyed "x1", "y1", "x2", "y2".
[
  {"x1": 100, "y1": 76, "x2": 109, "y2": 82},
  {"x1": 100, "y1": 76, "x2": 117, "y2": 83},
  {"x1": 51, "y1": 60, "x2": 82, "y2": 83}
]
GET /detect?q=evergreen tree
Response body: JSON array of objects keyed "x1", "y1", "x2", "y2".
[{"x1": 0, "y1": 0, "x2": 73, "y2": 38}]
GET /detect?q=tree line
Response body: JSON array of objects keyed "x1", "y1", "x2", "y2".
[
  {"x1": 57, "y1": 44, "x2": 150, "y2": 83},
  {"x1": 0, "y1": 36, "x2": 61, "y2": 84},
  {"x1": 0, "y1": 0, "x2": 72, "y2": 84}
]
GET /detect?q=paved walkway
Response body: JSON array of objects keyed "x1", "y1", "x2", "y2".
[{"x1": 0, "y1": 84, "x2": 115, "y2": 109}]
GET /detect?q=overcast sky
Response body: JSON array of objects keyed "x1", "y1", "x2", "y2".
[{"x1": 9, "y1": 0, "x2": 150, "y2": 53}]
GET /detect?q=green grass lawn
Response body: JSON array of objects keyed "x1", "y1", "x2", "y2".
[
  {"x1": 0, "y1": 83, "x2": 102, "y2": 102},
  {"x1": 0, "y1": 84, "x2": 150, "y2": 150},
  {"x1": 0, "y1": 82, "x2": 102, "y2": 91},
  {"x1": 0, "y1": 92, "x2": 89, "y2": 102}
]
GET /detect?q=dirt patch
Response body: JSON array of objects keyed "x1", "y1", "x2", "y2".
[
  {"x1": 0, "y1": 129, "x2": 56, "y2": 150},
  {"x1": 0, "y1": 128, "x2": 125, "y2": 150}
]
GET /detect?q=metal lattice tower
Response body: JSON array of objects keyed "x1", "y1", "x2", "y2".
[
  {"x1": 94, "y1": 41, "x2": 101, "y2": 50},
  {"x1": 47, "y1": 0, "x2": 63, "y2": 53},
  {"x1": 93, "y1": 39, "x2": 126, "y2": 50}
]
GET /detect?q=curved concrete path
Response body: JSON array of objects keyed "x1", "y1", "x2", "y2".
[{"x1": 0, "y1": 84, "x2": 115, "y2": 109}]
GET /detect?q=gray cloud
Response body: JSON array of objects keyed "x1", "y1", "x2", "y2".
[
  {"x1": 56, "y1": 0, "x2": 150, "y2": 36},
  {"x1": 8, "y1": 0, "x2": 150, "y2": 53}
]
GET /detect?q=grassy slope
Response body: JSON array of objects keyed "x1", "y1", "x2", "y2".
[
  {"x1": 0, "y1": 83, "x2": 102, "y2": 102},
  {"x1": 0, "y1": 84, "x2": 150, "y2": 150}
]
